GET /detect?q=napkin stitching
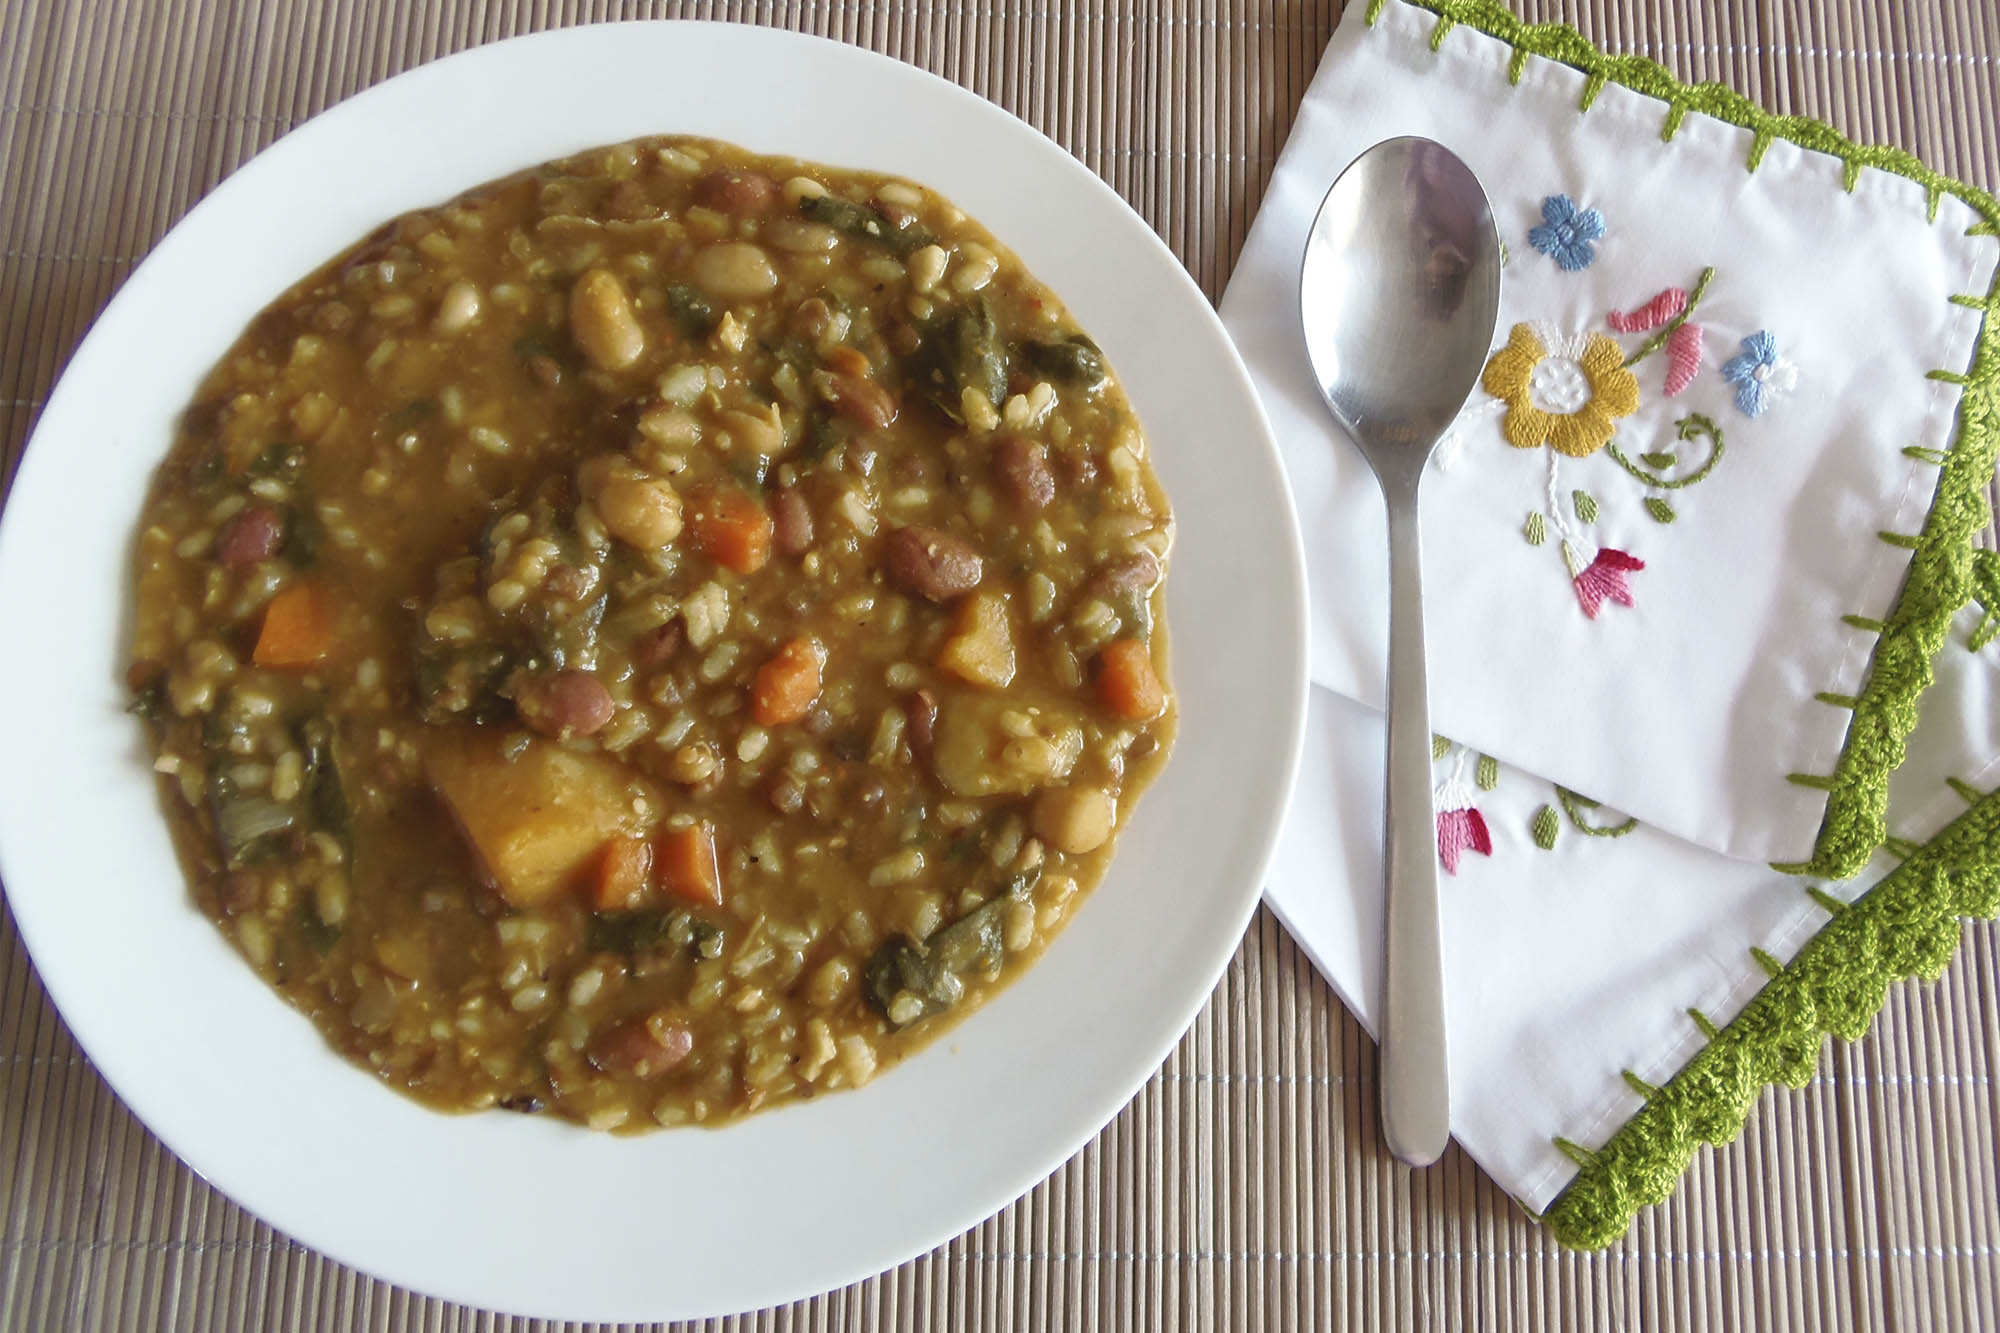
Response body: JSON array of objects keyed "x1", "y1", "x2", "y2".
[{"x1": 1374, "y1": 0, "x2": 2000, "y2": 884}]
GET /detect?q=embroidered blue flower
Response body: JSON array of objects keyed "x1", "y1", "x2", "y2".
[
  {"x1": 1720, "y1": 330, "x2": 1799, "y2": 417},
  {"x1": 1528, "y1": 194, "x2": 1606, "y2": 271}
]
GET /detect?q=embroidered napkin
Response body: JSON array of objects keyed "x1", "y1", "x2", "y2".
[
  {"x1": 1220, "y1": 0, "x2": 1996, "y2": 872},
  {"x1": 1222, "y1": 0, "x2": 2000, "y2": 1243}
]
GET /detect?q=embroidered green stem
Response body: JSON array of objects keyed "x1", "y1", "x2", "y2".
[
  {"x1": 1543, "y1": 784, "x2": 2000, "y2": 1249},
  {"x1": 1605, "y1": 414, "x2": 1724, "y2": 490},
  {"x1": 1387, "y1": 0, "x2": 2000, "y2": 884},
  {"x1": 1623, "y1": 266, "x2": 1715, "y2": 367},
  {"x1": 1555, "y1": 787, "x2": 1638, "y2": 838}
]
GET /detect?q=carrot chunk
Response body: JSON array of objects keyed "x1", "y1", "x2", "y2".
[
  {"x1": 588, "y1": 834, "x2": 655, "y2": 912},
  {"x1": 659, "y1": 822, "x2": 723, "y2": 908},
  {"x1": 751, "y1": 636, "x2": 826, "y2": 726},
  {"x1": 1095, "y1": 638, "x2": 1166, "y2": 720},
  {"x1": 252, "y1": 580, "x2": 335, "y2": 668},
  {"x1": 688, "y1": 487, "x2": 773, "y2": 574}
]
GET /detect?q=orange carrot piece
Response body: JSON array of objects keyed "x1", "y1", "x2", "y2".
[
  {"x1": 252, "y1": 580, "x2": 335, "y2": 668},
  {"x1": 588, "y1": 834, "x2": 654, "y2": 912},
  {"x1": 689, "y1": 487, "x2": 773, "y2": 575},
  {"x1": 1095, "y1": 638, "x2": 1166, "y2": 720},
  {"x1": 751, "y1": 636, "x2": 826, "y2": 726},
  {"x1": 659, "y1": 822, "x2": 723, "y2": 908}
]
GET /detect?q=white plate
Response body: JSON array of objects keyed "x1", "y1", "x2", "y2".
[{"x1": 0, "y1": 22, "x2": 1307, "y2": 1321}]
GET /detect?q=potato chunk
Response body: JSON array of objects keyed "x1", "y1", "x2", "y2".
[
  {"x1": 427, "y1": 731, "x2": 658, "y2": 907},
  {"x1": 932, "y1": 694, "x2": 1083, "y2": 797},
  {"x1": 936, "y1": 591, "x2": 1015, "y2": 688}
]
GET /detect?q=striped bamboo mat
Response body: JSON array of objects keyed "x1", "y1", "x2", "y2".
[{"x1": 3, "y1": 0, "x2": 1997, "y2": 1327}]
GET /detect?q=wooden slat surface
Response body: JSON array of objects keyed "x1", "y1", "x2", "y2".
[{"x1": 2, "y1": 0, "x2": 1997, "y2": 1327}]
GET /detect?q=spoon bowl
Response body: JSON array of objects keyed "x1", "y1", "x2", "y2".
[
  {"x1": 1301, "y1": 137, "x2": 1503, "y2": 483},
  {"x1": 1298, "y1": 137, "x2": 1501, "y2": 1166}
]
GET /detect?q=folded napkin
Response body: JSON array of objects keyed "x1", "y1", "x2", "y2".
[
  {"x1": 1222, "y1": 0, "x2": 1995, "y2": 872},
  {"x1": 1221, "y1": 0, "x2": 2000, "y2": 1244}
]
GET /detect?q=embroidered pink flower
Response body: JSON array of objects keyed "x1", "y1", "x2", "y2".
[
  {"x1": 1605, "y1": 271, "x2": 1714, "y2": 397},
  {"x1": 1567, "y1": 545, "x2": 1645, "y2": 618},
  {"x1": 1437, "y1": 807, "x2": 1493, "y2": 874}
]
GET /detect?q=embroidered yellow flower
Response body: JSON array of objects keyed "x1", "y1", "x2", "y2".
[{"x1": 1481, "y1": 321, "x2": 1640, "y2": 457}]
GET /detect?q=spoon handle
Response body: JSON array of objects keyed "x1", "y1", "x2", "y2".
[{"x1": 1380, "y1": 493, "x2": 1449, "y2": 1167}]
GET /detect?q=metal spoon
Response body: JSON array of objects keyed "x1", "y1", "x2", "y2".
[{"x1": 1297, "y1": 137, "x2": 1502, "y2": 1167}]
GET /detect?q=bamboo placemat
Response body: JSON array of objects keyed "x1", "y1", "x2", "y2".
[{"x1": 3, "y1": 0, "x2": 1997, "y2": 1327}]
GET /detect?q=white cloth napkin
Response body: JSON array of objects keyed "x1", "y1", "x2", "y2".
[
  {"x1": 1268, "y1": 607, "x2": 2000, "y2": 1208},
  {"x1": 1219, "y1": 0, "x2": 1994, "y2": 866},
  {"x1": 1220, "y1": 0, "x2": 2000, "y2": 1211}
]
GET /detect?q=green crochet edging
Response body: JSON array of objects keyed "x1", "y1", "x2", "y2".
[
  {"x1": 1540, "y1": 781, "x2": 2000, "y2": 1248},
  {"x1": 1369, "y1": 0, "x2": 2000, "y2": 880}
]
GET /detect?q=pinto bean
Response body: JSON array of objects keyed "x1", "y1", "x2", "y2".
[
  {"x1": 516, "y1": 669, "x2": 617, "y2": 739},
  {"x1": 693, "y1": 168, "x2": 778, "y2": 217},
  {"x1": 884, "y1": 526, "x2": 982, "y2": 602},
  {"x1": 821, "y1": 372, "x2": 898, "y2": 430},
  {"x1": 790, "y1": 297, "x2": 834, "y2": 340},
  {"x1": 770, "y1": 487, "x2": 815, "y2": 557},
  {"x1": 632, "y1": 618, "x2": 684, "y2": 668},
  {"x1": 215, "y1": 503, "x2": 285, "y2": 570},
  {"x1": 1092, "y1": 551, "x2": 1162, "y2": 600},
  {"x1": 991, "y1": 436, "x2": 1055, "y2": 509},
  {"x1": 543, "y1": 562, "x2": 597, "y2": 602},
  {"x1": 588, "y1": 1012, "x2": 695, "y2": 1078}
]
